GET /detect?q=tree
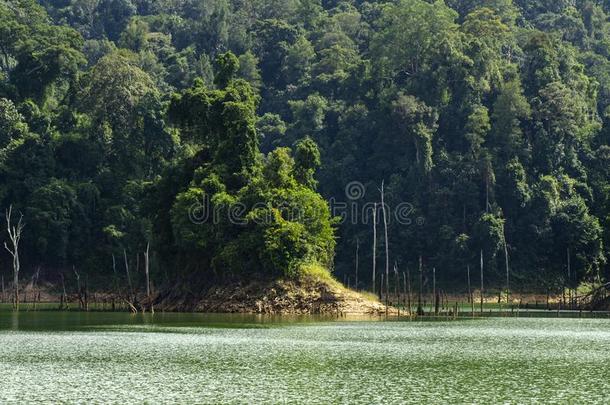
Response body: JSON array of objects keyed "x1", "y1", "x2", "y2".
[
  {"x1": 79, "y1": 50, "x2": 156, "y2": 129},
  {"x1": 238, "y1": 51, "x2": 262, "y2": 89},
  {"x1": 551, "y1": 190, "x2": 605, "y2": 285},
  {"x1": 370, "y1": 0, "x2": 460, "y2": 96},
  {"x1": 391, "y1": 93, "x2": 438, "y2": 173},
  {"x1": 118, "y1": 18, "x2": 149, "y2": 51},
  {"x1": 214, "y1": 51, "x2": 240, "y2": 88},
  {"x1": 288, "y1": 93, "x2": 329, "y2": 139},
  {"x1": 0, "y1": 98, "x2": 27, "y2": 149},
  {"x1": 283, "y1": 36, "x2": 315, "y2": 85},
  {"x1": 380, "y1": 181, "x2": 390, "y2": 305},
  {"x1": 26, "y1": 179, "x2": 78, "y2": 266},
  {"x1": 294, "y1": 137, "x2": 320, "y2": 189},
  {"x1": 97, "y1": 0, "x2": 137, "y2": 41},
  {"x1": 4, "y1": 205, "x2": 24, "y2": 309},
  {"x1": 464, "y1": 105, "x2": 491, "y2": 158},
  {"x1": 253, "y1": 18, "x2": 300, "y2": 87},
  {"x1": 532, "y1": 80, "x2": 599, "y2": 172},
  {"x1": 447, "y1": 0, "x2": 518, "y2": 24},
  {"x1": 169, "y1": 70, "x2": 260, "y2": 190},
  {"x1": 167, "y1": 72, "x2": 335, "y2": 280},
  {"x1": 0, "y1": 0, "x2": 85, "y2": 100},
  {"x1": 491, "y1": 79, "x2": 531, "y2": 160},
  {"x1": 257, "y1": 113, "x2": 286, "y2": 151}
]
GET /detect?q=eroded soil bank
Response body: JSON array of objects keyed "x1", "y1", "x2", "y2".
[{"x1": 157, "y1": 276, "x2": 393, "y2": 315}]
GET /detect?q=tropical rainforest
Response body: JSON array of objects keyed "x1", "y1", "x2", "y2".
[{"x1": 0, "y1": 0, "x2": 609, "y2": 296}]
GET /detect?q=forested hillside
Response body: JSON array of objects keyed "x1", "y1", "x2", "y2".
[{"x1": 1, "y1": 0, "x2": 609, "y2": 294}]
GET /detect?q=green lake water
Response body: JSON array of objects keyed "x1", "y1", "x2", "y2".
[{"x1": 1, "y1": 310, "x2": 610, "y2": 404}]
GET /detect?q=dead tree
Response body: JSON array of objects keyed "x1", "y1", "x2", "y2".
[
  {"x1": 432, "y1": 267, "x2": 440, "y2": 315},
  {"x1": 480, "y1": 249, "x2": 484, "y2": 314},
  {"x1": 60, "y1": 272, "x2": 68, "y2": 310},
  {"x1": 123, "y1": 249, "x2": 134, "y2": 306},
  {"x1": 405, "y1": 268, "x2": 412, "y2": 316},
  {"x1": 144, "y1": 242, "x2": 153, "y2": 314},
  {"x1": 32, "y1": 266, "x2": 40, "y2": 310},
  {"x1": 355, "y1": 238, "x2": 359, "y2": 291},
  {"x1": 73, "y1": 266, "x2": 83, "y2": 310},
  {"x1": 402, "y1": 271, "x2": 408, "y2": 312},
  {"x1": 380, "y1": 181, "x2": 390, "y2": 309},
  {"x1": 84, "y1": 275, "x2": 89, "y2": 311},
  {"x1": 112, "y1": 253, "x2": 118, "y2": 310},
  {"x1": 372, "y1": 203, "x2": 377, "y2": 295},
  {"x1": 467, "y1": 264, "x2": 474, "y2": 317},
  {"x1": 4, "y1": 205, "x2": 24, "y2": 310},
  {"x1": 417, "y1": 256, "x2": 424, "y2": 315},
  {"x1": 393, "y1": 262, "x2": 399, "y2": 308},
  {"x1": 503, "y1": 222, "x2": 510, "y2": 304},
  {"x1": 567, "y1": 247, "x2": 572, "y2": 309}
]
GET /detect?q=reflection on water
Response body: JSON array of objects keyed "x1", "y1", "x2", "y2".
[
  {"x1": 1, "y1": 310, "x2": 610, "y2": 403},
  {"x1": 0, "y1": 309, "x2": 367, "y2": 332}
]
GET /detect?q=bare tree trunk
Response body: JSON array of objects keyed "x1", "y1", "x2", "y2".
[
  {"x1": 84, "y1": 277, "x2": 89, "y2": 312},
  {"x1": 144, "y1": 242, "x2": 153, "y2": 314},
  {"x1": 467, "y1": 265, "x2": 474, "y2": 317},
  {"x1": 123, "y1": 249, "x2": 134, "y2": 306},
  {"x1": 380, "y1": 181, "x2": 390, "y2": 309},
  {"x1": 406, "y1": 268, "x2": 412, "y2": 316},
  {"x1": 32, "y1": 266, "x2": 40, "y2": 310},
  {"x1": 125, "y1": 299, "x2": 138, "y2": 314},
  {"x1": 402, "y1": 271, "x2": 408, "y2": 314},
  {"x1": 567, "y1": 247, "x2": 572, "y2": 309},
  {"x1": 503, "y1": 223, "x2": 510, "y2": 304},
  {"x1": 355, "y1": 238, "x2": 359, "y2": 291},
  {"x1": 13, "y1": 250, "x2": 19, "y2": 310},
  {"x1": 112, "y1": 253, "x2": 118, "y2": 309},
  {"x1": 4, "y1": 205, "x2": 24, "y2": 311},
  {"x1": 480, "y1": 249, "x2": 484, "y2": 314},
  {"x1": 372, "y1": 203, "x2": 377, "y2": 295},
  {"x1": 73, "y1": 266, "x2": 82, "y2": 310},
  {"x1": 394, "y1": 262, "x2": 399, "y2": 310},
  {"x1": 60, "y1": 272, "x2": 67, "y2": 310},
  {"x1": 1, "y1": 275, "x2": 4, "y2": 303},
  {"x1": 417, "y1": 256, "x2": 423, "y2": 315},
  {"x1": 432, "y1": 267, "x2": 440, "y2": 315}
]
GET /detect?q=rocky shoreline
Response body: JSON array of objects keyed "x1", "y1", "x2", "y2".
[
  {"x1": 2, "y1": 276, "x2": 393, "y2": 315},
  {"x1": 157, "y1": 276, "x2": 393, "y2": 315}
]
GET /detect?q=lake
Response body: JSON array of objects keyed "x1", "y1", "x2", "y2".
[{"x1": 1, "y1": 310, "x2": 609, "y2": 404}]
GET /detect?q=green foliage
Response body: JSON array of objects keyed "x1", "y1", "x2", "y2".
[
  {"x1": 0, "y1": 0, "x2": 85, "y2": 101},
  {"x1": 82, "y1": 51, "x2": 154, "y2": 112},
  {"x1": 294, "y1": 137, "x2": 321, "y2": 189},
  {"x1": 214, "y1": 51, "x2": 240, "y2": 88},
  {"x1": 0, "y1": 98, "x2": 28, "y2": 148},
  {"x1": 474, "y1": 213, "x2": 505, "y2": 257},
  {"x1": 1, "y1": 0, "x2": 610, "y2": 292},
  {"x1": 166, "y1": 78, "x2": 335, "y2": 279},
  {"x1": 391, "y1": 93, "x2": 438, "y2": 173}
]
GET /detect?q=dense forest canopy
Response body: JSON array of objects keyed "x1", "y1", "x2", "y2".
[{"x1": 0, "y1": 0, "x2": 609, "y2": 293}]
